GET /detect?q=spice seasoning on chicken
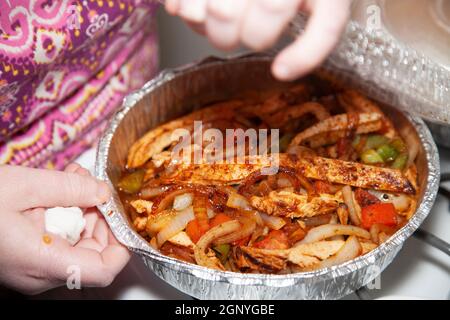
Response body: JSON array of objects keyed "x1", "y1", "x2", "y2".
[{"x1": 117, "y1": 75, "x2": 419, "y2": 274}]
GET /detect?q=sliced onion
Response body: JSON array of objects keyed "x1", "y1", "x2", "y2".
[
  {"x1": 302, "y1": 214, "x2": 333, "y2": 228},
  {"x1": 146, "y1": 210, "x2": 178, "y2": 236},
  {"x1": 153, "y1": 189, "x2": 191, "y2": 213},
  {"x1": 329, "y1": 214, "x2": 338, "y2": 224},
  {"x1": 173, "y1": 193, "x2": 193, "y2": 211},
  {"x1": 214, "y1": 217, "x2": 256, "y2": 245},
  {"x1": 260, "y1": 212, "x2": 286, "y2": 230},
  {"x1": 194, "y1": 195, "x2": 210, "y2": 234},
  {"x1": 207, "y1": 208, "x2": 216, "y2": 219},
  {"x1": 251, "y1": 210, "x2": 264, "y2": 226},
  {"x1": 297, "y1": 224, "x2": 371, "y2": 245},
  {"x1": 311, "y1": 236, "x2": 362, "y2": 269},
  {"x1": 227, "y1": 192, "x2": 252, "y2": 211},
  {"x1": 156, "y1": 207, "x2": 195, "y2": 247},
  {"x1": 194, "y1": 220, "x2": 240, "y2": 270},
  {"x1": 140, "y1": 185, "x2": 171, "y2": 199},
  {"x1": 406, "y1": 135, "x2": 419, "y2": 168},
  {"x1": 342, "y1": 186, "x2": 361, "y2": 226},
  {"x1": 368, "y1": 190, "x2": 411, "y2": 212},
  {"x1": 337, "y1": 204, "x2": 349, "y2": 225},
  {"x1": 370, "y1": 223, "x2": 397, "y2": 244},
  {"x1": 392, "y1": 194, "x2": 411, "y2": 212},
  {"x1": 277, "y1": 177, "x2": 293, "y2": 188}
]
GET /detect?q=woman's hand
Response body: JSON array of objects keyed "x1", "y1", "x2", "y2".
[
  {"x1": 166, "y1": 0, "x2": 351, "y2": 81},
  {"x1": 0, "y1": 164, "x2": 130, "y2": 295}
]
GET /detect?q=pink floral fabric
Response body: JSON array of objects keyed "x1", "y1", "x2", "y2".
[{"x1": 0, "y1": 0, "x2": 159, "y2": 169}]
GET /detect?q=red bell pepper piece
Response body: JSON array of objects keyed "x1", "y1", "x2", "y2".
[
  {"x1": 253, "y1": 230, "x2": 289, "y2": 250},
  {"x1": 361, "y1": 203, "x2": 397, "y2": 230}
]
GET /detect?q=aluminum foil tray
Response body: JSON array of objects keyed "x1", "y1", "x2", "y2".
[{"x1": 95, "y1": 54, "x2": 440, "y2": 300}]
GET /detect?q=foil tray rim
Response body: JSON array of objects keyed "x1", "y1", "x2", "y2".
[{"x1": 95, "y1": 53, "x2": 440, "y2": 286}]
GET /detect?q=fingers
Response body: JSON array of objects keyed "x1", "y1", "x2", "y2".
[
  {"x1": 0, "y1": 166, "x2": 111, "y2": 211},
  {"x1": 241, "y1": 0, "x2": 301, "y2": 51},
  {"x1": 272, "y1": 0, "x2": 350, "y2": 80},
  {"x1": 175, "y1": 0, "x2": 208, "y2": 24},
  {"x1": 65, "y1": 163, "x2": 90, "y2": 176},
  {"x1": 205, "y1": 0, "x2": 250, "y2": 50},
  {"x1": 64, "y1": 163, "x2": 81, "y2": 173},
  {"x1": 80, "y1": 208, "x2": 102, "y2": 239},
  {"x1": 205, "y1": 0, "x2": 301, "y2": 51},
  {"x1": 165, "y1": 0, "x2": 180, "y2": 15},
  {"x1": 47, "y1": 236, "x2": 130, "y2": 288}
]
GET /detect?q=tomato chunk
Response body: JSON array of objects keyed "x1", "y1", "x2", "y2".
[
  {"x1": 253, "y1": 230, "x2": 289, "y2": 250},
  {"x1": 187, "y1": 214, "x2": 233, "y2": 244},
  {"x1": 210, "y1": 213, "x2": 233, "y2": 228},
  {"x1": 186, "y1": 219, "x2": 205, "y2": 244},
  {"x1": 233, "y1": 235, "x2": 251, "y2": 246},
  {"x1": 361, "y1": 203, "x2": 397, "y2": 230}
]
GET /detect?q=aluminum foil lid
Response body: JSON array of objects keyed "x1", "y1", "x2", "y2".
[{"x1": 290, "y1": 13, "x2": 450, "y2": 124}]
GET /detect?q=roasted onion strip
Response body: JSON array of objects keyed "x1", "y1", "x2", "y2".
[
  {"x1": 297, "y1": 224, "x2": 371, "y2": 245},
  {"x1": 194, "y1": 220, "x2": 241, "y2": 270}
]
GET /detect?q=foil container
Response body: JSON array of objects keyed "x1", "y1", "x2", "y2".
[
  {"x1": 95, "y1": 54, "x2": 440, "y2": 300},
  {"x1": 290, "y1": 14, "x2": 450, "y2": 125}
]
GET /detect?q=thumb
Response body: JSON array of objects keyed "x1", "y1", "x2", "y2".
[{"x1": 0, "y1": 165, "x2": 111, "y2": 211}]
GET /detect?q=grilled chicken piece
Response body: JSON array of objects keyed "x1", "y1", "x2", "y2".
[
  {"x1": 288, "y1": 241, "x2": 346, "y2": 268},
  {"x1": 238, "y1": 240, "x2": 378, "y2": 271},
  {"x1": 168, "y1": 231, "x2": 196, "y2": 250},
  {"x1": 337, "y1": 90, "x2": 396, "y2": 138},
  {"x1": 360, "y1": 241, "x2": 377, "y2": 254},
  {"x1": 266, "y1": 102, "x2": 330, "y2": 128},
  {"x1": 161, "y1": 154, "x2": 279, "y2": 185},
  {"x1": 298, "y1": 155, "x2": 415, "y2": 194},
  {"x1": 237, "y1": 247, "x2": 288, "y2": 272},
  {"x1": 130, "y1": 199, "x2": 153, "y2": 214},
  {"x1": 250, "y1": 191, "x2": 341, "y2": 218},
  {"x1": 289, "y1": 113, "x2": 383, "y2": 148},
  {"x1": 127, "y1": 100, "x2": 244, "y2": 168},
  {"x1": 243, "y1": 83, "x2": 314, "y2": 117},
  {"x1": 161, "y1": 154, "x2": 415, "y2": 194},
  {"x1": 338, "y1": 90, "x2": 384, "y2": 114}
]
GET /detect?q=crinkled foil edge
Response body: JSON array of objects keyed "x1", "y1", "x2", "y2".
[
  {"x1": 95, "y1": 54, "x2": 440, "y2": 300},
  {"x1": 290, "y1": 15, "x2": 450, "y2": 124}
]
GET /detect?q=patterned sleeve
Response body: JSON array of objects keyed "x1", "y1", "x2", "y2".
[{"x1": 0, "y1": 0, "x2": 160, "y2": 169}]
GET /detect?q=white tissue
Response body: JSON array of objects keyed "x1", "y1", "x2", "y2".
[{"x1": 45, "y1": 207, "x2": 86, "y2": 245}]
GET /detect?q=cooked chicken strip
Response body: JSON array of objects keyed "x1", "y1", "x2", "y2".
[
  {"x1": 250, "y1": 191, "x2": 341, "y2": 218},
  {"x1": 266, "y1": 102, "x2": 330, "y2": 128},
  {"x1": 298, "y1": 155, "x2": 415, "y2": 194},
  {"x1": 127, "y1": 100, "x2": 244, "y2": 168},
  {"x1": 161, "y1": 154, "x2": 415, "y2": 194},
  {"x1": 237, "y1": 246, "x2": 288, "y2": 271},
  {"x1": 239, "y1": 240, "x2": 377, "y2": 271},
  {"x1": 288, "y1": 241, "x2": 346, "y2": 267},
  {"x1": 289, "y1": 113, "x2": 383, "y2": 148},
  {"x1": 338, "y1": 90, "x2": 396, "y2": 138}
]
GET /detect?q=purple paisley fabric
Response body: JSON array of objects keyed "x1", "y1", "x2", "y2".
[{"x1": 0, "y1": 0, "x2": 159, "y2": 169}]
